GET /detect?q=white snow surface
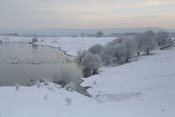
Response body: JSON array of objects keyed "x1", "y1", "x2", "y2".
[
  {"x1": 0, "y1": 36, "x2": 175, "y2": 117},
  {"x1": 0, "y1": 36, "x2": 115, "y2": 56}
]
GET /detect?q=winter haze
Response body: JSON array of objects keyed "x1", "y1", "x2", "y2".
[{"x1": 0, "y1": 0, "x2": 175, "y2": 29}]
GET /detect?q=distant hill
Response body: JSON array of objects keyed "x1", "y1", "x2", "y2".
[{"x1": 0, "y1": 27, "x2": 174, "y2": 36}]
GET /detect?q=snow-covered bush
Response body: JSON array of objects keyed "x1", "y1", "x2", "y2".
[
  {"x1": 32, "y1": 37, "x2": 38, "y2": 43},
  {"x1": 65, "y1": 97, "x2": 72, "y2": 105},
  {"x1": 15, "y1": 83, "x2": 20, "y2": 90},
  {"x1": 65, "y1": 81, "x2": 76, "y2": 92},
  {"x1": 36, "y1": 80, "x2": 40, "y2": 88}
]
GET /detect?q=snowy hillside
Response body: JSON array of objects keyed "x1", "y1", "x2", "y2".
[
  {"x1": 0, "y1": 36, "x2": 175, "y2": 117},
  {"x1": 82, "y1": 47, "x2": 175, "y2": 116}
]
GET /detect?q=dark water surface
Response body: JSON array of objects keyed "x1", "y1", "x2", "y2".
[{"x1": 0, "y1": 43, "x2": 83, "y2": 87}]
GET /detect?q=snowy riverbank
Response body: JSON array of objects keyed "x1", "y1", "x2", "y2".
[
  {"x1": 0, "y1": 36, "x2": 115, "y2": 56},
  {"x1": 0, "y1": 36, "x2": 175, "y2": 117}
]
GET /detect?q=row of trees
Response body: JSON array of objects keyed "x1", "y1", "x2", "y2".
[{"x1": 77, "y1": 31, "x2": 173, "y2": 76}]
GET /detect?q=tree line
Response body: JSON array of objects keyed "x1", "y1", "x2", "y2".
[{"x1": 77, "y1": 30, "x2": 174, "y2": 77}]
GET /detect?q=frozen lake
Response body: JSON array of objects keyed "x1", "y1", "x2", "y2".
[{"x1": 0, "y1": 43, "x2": 83, "y2": 87}]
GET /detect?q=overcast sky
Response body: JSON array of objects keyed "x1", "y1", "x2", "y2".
[{"x1": 0, "y1": 0, "x2": 175, "y2": 29}]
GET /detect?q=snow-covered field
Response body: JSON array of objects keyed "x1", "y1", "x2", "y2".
[
  {"x1": 0, "y1": 36, "x2": 175, "y2": 117},
  {"x1": 0, "y1": 36, "x2": 115, "y2": 55}
]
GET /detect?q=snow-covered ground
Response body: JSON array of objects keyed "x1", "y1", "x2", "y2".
[
  {"x1": 0, "y1": 36, "x2": 115, "y2": 55},
  {"x1": 0, "y1": 36, "x2": 175, "y2": 117}
]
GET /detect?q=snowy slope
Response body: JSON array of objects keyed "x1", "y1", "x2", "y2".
[
  {"x1": 0, "y1": 83, "x2": 98, "y2": 117},
  {"x1": 0, "y1": 36, "x2": 175, "y2": 117},
  {"x1": 82, "y1": 47, "x2": 175, "y2": 116}
]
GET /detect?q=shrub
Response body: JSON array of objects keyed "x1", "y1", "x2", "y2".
[
  {"x1": 65, "y1": 97, "x2": 72, "y2": 105},
  {"x1": 65, "y1": 81, "x2": 76, "y2": 92},
  {"x1": 15, "y1": 83, "x2": 20, "y2": 90}
]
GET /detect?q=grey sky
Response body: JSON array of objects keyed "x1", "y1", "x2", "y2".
[{"x1": 0, "y1": 0, "x2": 175, "y2": 29}]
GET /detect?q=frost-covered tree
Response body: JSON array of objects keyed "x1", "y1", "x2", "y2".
[
  {"x1": 82, "y1": 52, "x2": 101, "y2": 75},
  {"x1": 145, "y1": 30, "x2": 155, "y2": 38},
  {"x1": 111, "y1": 44, "x2": 126, "y2": 62},
  {"x1": 141, "y1": 34, "x2": 156, "y2": 55},
  {"x1": 100, "y1": 45, "x2": 113, "y2": 65},
  {"x1": 105, "y1": 37, "x2": 124, "y2": 47},
  {"x1": 99, "y1": 37, "x2": 136, "y2": 64},
  {"x1": 112, "y1": 37, "x2": 124, "y2": 44},
  {"x1": 122, "y1": 38, "x2": 137, "y2": 62},
  {"x1": 134, "y1": 31, "x2": 157, "y2": 55},
  {"x1": 88, "y1": 44, "x2": 104, "y2": 55},
  {"x1": 134, "y1": 33, "x2": 143, "y2": 55},
  {"x1": 96, "y1": 31, "x2": 103, "y2": 37},
  {"x1": 76, "y1": 49, "x2": 88, "y2": 63},
  {"x1": 154, "y1": 31, "x2": 170, "y2": 47}
]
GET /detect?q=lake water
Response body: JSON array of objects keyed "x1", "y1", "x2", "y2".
[{"x1": 0, "y1": 43, "x2": 87, "y2": 93}]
